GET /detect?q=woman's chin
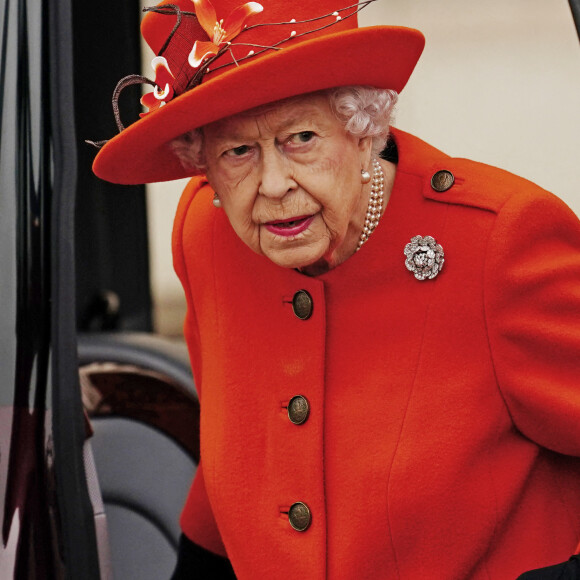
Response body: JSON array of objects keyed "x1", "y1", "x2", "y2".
[
  {"x1": 261, "y1": 245, "x2": 339, "y2": 275},
  {"x1": 261, "y1": 246, "x2": 325, "y2": 271}
]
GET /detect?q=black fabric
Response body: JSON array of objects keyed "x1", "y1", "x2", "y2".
[
  {"x1": 380, "y1": 135, "x2": 398, "y2": 164},
  {"x1": 72, "y1": 0, "x2": 152, "y2": 332},
  {"x1": 517, "y1": 555, "x2": 580, "y2": 579},
  {"x1": 170, "y1": 535, "x2": 237, "y2": 579}
]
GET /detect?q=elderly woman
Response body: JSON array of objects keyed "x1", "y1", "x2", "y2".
[{"x1": 92, "y1": 0, "x2": 580, "y2": 578}]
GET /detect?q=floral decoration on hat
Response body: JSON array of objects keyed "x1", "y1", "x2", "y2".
[
  {"x1": 140, "y1": 56, "x2": 176, "y2": 115},
  {"x1": 188, "y1": 0, "x2": 264, "y2": 68},
  {"x1": 141, "y1": 0, "x2": 265, "y2": 117},
  {"x1": 404, "y1": 235, "x2": 445, "y2": 280}
]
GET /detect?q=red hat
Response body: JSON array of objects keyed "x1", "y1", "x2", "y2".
[{"x1": 92, "y1": 0, "x2": 425, "y2": 184}]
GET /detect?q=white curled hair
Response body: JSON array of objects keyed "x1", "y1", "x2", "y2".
[{"x1": 170, "y1": 86, "x2": 398, "y2": 173}]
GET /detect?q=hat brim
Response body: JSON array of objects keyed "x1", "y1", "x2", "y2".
[{"x1": 93, "y1": 26, "x2": 424, "y2": 184}]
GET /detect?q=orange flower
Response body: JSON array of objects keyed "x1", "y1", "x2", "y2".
[
  {"x1": 188, "y1": 0, "x2": 263, "y2": 68},
  {"x1": 140, "y1": 56, "x2": 176, "y2": 116}
]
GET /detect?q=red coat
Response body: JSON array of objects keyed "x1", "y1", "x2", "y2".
[{"x1": 172, "y1": 128, "x2": 580, "y2": 579}]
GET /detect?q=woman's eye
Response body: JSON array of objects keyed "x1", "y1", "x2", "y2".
[
  {"x1": 225, "y1": 145, "x2": 251, "y2": 157},
  {"x1": 289, "y1": 131, "x2": 315, "y2": 144}
]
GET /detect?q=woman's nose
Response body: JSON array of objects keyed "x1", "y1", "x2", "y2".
[{"x1": 258, "y1": 149, "x2": 296, "y2": 199}]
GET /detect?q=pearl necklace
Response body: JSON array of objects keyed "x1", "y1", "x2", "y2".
[{"x1": 357, "y1": 158, "x2": 385, "y2": 251}]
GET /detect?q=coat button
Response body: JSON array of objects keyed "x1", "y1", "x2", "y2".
[
  {"x1": 292, "y1": 290, "x2": 313, "y2": 320},
  {"x1": 431, "y1": 170, "x2": 455, "y2": 192},
  {"x1": 288, "y1": 502, "x2": 311, "y2": 531},
  {"x1": 288, "y1": 395, "x2": 310, "y2": 425}
]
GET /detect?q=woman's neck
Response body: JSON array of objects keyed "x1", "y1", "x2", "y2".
[{"x1": 299, "y1": 159, "x2": 397, "y2": 277}]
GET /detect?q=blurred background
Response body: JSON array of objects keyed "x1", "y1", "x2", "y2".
[{"x1": 89, "y1": 0, "x2": 580, "y2": 337}]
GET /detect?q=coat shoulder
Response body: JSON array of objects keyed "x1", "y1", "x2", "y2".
[
  {"x1": 391, "y1": 128, "x2": 564, "y2": 216},
  {"x1": 421, "y1": 156, "x2": 557, "y2": 215}
]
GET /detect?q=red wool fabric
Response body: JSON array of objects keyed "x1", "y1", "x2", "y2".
[{"x1": 172, "y1": 128, "x2": 580, "y2": 579}]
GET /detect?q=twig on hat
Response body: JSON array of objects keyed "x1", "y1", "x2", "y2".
[
  {"x1": 144, "y1": 4, "x2": 188, "y2": 56},
  {"x1": 228, "y1": 45, "x2": 240, "y2": 67},
  {"x1": 86, "y1": 74, "x2": 157, "y2": 148},
  {"x1": 243, "y1": 0, "x2": 375, "y2": 32},
  {"x1": 201, "y1": 0, "x2": 377, "y2": 76},
  {"x1": 112, "y1": 75, "x2": 157, "y2": 132}
]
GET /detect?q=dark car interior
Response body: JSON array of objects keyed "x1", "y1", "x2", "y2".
[{"x1": 78, "y1": 333, "x2": 199, "y2": 579}]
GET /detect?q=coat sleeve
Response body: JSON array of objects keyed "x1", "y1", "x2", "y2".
[
  {"x1": 172, "y1": 177, "x2": 228, "y2": 557},
  {"x1": 484, "y1": 189, "x2": 580, "y2": 456}
]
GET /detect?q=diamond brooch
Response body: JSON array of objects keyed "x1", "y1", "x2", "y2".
[{"x1": 404, "y1": 235, "x2": 445, "y2": 280}]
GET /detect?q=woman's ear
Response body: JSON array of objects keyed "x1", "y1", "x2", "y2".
[{"x1": 358, "y1": 135, "x2": 373, "y2": 170}]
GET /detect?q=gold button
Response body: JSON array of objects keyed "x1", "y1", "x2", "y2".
[
  {"x1": 292, "y1": 290, "x2": 313, "y2": 320},
  {"x1": 431, "y1": 170, "x2": 455, "y2": 192},
  {"x1": 288, "y1": 502, "x2": 311, "y2": 532},
  {"x1": 288, "y1": 395, "x2": 310, "y2": 425}
]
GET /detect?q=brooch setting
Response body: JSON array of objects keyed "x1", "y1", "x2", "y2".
[{"x1": 404, "y1": 235, "x2": 445, "y2": 280}]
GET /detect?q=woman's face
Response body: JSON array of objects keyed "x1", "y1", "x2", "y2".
[{"x1": 202, "y1": 93, "x2": 373, "y2": 273}]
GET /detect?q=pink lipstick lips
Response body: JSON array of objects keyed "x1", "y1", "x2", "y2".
[{"x1": 264, "y1": 215, "x2": 314, "y2": 237}]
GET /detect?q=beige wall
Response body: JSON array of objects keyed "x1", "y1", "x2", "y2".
[{"x1": 146, "y1": 0, "x2": 580, "y2": 335}]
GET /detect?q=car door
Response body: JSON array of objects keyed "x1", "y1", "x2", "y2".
[{"x1": 1, "y1": 0, "x2": 101, "y2": 577}]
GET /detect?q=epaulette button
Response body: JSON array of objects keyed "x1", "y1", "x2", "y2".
[{"x1": 431, "y1": 170, "x2": 455, "y2": 192}]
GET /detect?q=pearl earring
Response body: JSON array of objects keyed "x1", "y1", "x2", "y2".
[
  {"x1": 212, "y1": 193, "x2": 222, "y2": 208},
  {"x1": 361, "y1": 168, "x2": 371, "y2": 184}
]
